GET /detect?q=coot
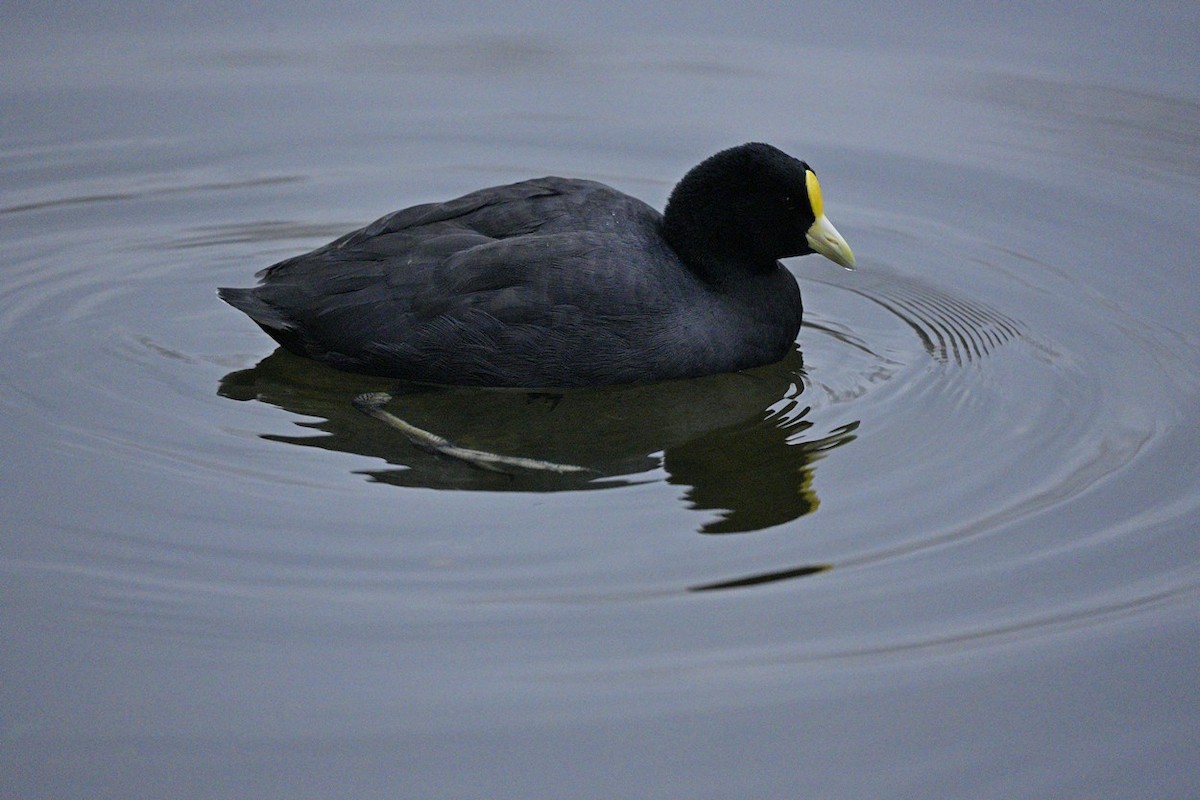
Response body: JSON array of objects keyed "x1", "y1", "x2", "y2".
[{"x1": 219, "y1": 143, "x2": 855, "y2": 388}]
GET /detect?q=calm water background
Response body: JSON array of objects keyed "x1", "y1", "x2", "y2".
[{"x1": 3, "y1": 3, "x2": 1199, "y2": 798}]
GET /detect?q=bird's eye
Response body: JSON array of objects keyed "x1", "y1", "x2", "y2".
[{"x1": 781, "y1": 195, "x2": 797, "y2": 211}]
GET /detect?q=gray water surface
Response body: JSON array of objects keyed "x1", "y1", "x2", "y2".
[{"x1": 3, "y1": 4, "x2": 1199, "y2": 799}]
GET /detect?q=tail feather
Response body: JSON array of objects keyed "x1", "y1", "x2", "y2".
[
  {"x1": 217, "y1": 287, "x2": 293, "y2": 331},
  {"x1": 218, "y1": 286, "x2": 316, "y2": 357}
]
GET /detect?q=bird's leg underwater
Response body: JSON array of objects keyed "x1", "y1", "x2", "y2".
[{"x1": 351, "y1": 392, "x2": 592, "y2": 475}]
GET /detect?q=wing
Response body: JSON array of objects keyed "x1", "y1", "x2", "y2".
[{"x1": 220, "y1": 177, "x2": 676, "y2": 385}]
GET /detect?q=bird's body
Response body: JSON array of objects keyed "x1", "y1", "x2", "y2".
[{"x1": 219, "y1": 143, "x2": 854, "y2": 388}]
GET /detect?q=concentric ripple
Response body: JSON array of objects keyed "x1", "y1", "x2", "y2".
[{"x1": 819, "y1": 267, "x2": 1025, "y2": 366}]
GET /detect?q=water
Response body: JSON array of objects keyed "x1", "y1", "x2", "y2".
[{"x1": 3, "y1": 4, "x2": 1199, "y2": 798}]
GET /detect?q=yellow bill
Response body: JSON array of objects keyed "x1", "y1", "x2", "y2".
[{"x1": 805, "y1": 169, "x2": 856, "y2": 270}]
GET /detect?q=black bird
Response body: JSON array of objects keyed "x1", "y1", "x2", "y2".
[{"x1": 219, "y1": 143, "x2": 854, "y2": 388}]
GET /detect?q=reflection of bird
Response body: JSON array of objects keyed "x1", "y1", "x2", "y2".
[
  {"x1": 215, "y1": 346, "x2": 856, "y2": 534},
  {"x1": 219, "y1": 143, "x2": 854, "y2": 388}
]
